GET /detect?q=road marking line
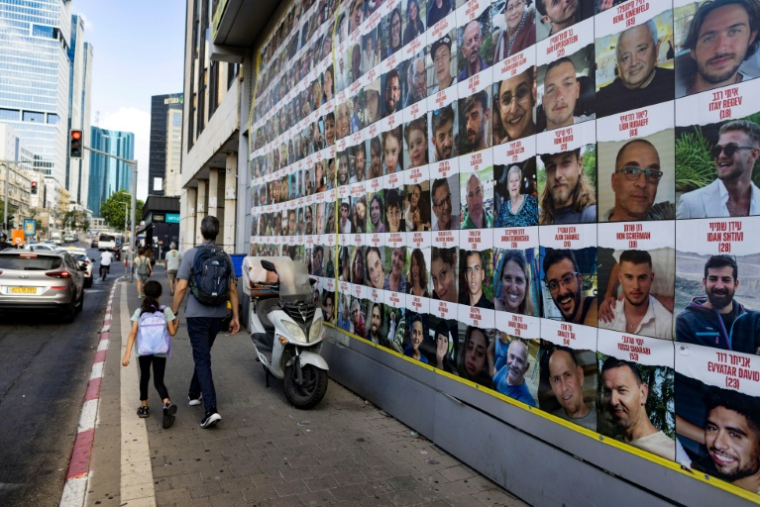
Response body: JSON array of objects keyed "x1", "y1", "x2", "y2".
[
  {"x1": 96, "y1": 339, "x2": 109, "y2": 352},
  {"x1": 65, "y1": 429, "x2": 94, "y2": 479},
  {"x1": 83, "y1": 377, "x2": 102, "y2": 402},
  {"x1": 78, "y1": 399, "x2": 98, "y2": 433},
  {"x1": 90, "y1": 362, "x2": 104, "y2": 380},
  {"x1": 120, "y1": 282, "x2": 156, "y2": 506},
  {"x1": 93, "y1": 350, "x2": 107, "y2": 364},
  {"x1": 59, "y1": 475, "x2": 88, "y2": 507}
]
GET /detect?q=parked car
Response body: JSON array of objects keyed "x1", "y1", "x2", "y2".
[
  {"x1": 24, "y1": 243, "x2": 56, "y2": 253},
  {"x1": 0, "y1": 250, "x2": 85, "y2": 322},
  {"x1": 64, "y1": 234, "x2": 75, "y2": 243}
]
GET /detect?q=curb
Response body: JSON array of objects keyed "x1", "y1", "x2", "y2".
[{"x1": 59, "y1": 285, "x2": 117, "y2": 507}]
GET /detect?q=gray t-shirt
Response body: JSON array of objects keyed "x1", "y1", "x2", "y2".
[
  {"x1": 177, "y1": 241, "x2": 233, "y2": 318},
  {"x1": 165, "y1": 250, "x2": 182, "y2": 271}
]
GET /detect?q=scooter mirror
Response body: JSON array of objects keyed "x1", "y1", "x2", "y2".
[{"x1": 261, "y1": 259, "x2": 277, "y2": 273}]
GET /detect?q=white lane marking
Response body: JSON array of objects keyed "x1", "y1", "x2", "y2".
[
  {"x1": 59, "y1": 474, "x2": 88, "y2": 507},
  {"x1": 90, "y1": 362, "x2": 104, "y2": 380},
  {"x1": 78, "y1": 399, "x2": 98, "y2": 433},
  {"x1": 97, "y1": 340, "x2": 109, "y2": 352},
  {"x1": 120, "y1": 282, "x2": 156, "y2": 505}
]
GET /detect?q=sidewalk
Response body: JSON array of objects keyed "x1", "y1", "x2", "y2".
[{"x1": 90, "y1": 267, "x2": 528, "y2": 507}]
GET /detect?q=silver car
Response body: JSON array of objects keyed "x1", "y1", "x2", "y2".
[{"x1": 0, "y1": 250, "x2": 85, "y2": 322}]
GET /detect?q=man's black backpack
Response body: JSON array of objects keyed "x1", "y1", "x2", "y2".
[{"x1": 189, "y1": 245, "x2": 233, "y2": 306}]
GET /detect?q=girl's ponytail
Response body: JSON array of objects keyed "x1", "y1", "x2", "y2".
[{"x1": 140, "y1": 280, "x2": 163, "y2": 314}]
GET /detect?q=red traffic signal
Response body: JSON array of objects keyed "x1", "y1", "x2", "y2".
[
  {"x1": 31, "y1": 181, "x2": 37, "y2": 194},
  {"x1": 70, "y1": 130, "x2": 83, "y2": 158}
]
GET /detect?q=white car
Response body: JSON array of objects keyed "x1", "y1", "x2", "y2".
[{"x1": 25, "y1": 243, "x2": 57, "y2": 252}]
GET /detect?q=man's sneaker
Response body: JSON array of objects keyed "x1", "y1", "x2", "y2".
[
  {"x1": 162, "y1": 402, "x2": 177, "y2": 429},
  {"x1": 200, "y1": 408, "x2": 221, "y2": 429},
  {"x1": 137, "y1": 406, "x2": 149, "y2": 418},
  {"x1": 187, "y1": 394, "x2": 202, "y2": 406}
]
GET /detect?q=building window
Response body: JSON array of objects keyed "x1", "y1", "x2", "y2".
[
  {"x1": 0, "y1": 108, "x2": 18, "y2": 121},
  {"x1": 22, "y1": 111, "x2": 45, "y2": 123},
  {"x1": 47, "y1": 114, "x2": 60, "y2": 125},
  {"x1": 172, "y1": 113, "x2": 182, "y2": 127},
  {"x1": 31, "y1": 24, "x2": 54, "y2": 38}
]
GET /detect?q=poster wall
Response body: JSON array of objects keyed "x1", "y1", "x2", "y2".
[{"x1": 247, "y1": 0, "x2": 760, "y2": 500}]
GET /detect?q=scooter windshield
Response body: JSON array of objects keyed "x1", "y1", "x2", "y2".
[
  {"x1": 272, "y1": 258, "x2": 312, "y2": 297},
  {"x1": 243, "y1": 256, "x2": 312, "y2": 298}
]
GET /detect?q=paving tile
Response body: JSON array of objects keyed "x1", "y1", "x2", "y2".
[{"x1": 134, "y1": 278, "x2": 527, "y2": 507}]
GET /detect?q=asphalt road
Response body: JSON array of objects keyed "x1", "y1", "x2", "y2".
[{"x1": 0, "y1": 244, "x2": 126, "y2": 507}]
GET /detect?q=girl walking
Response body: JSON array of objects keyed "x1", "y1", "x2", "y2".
[
  {"x1": 134, "y1": 247, "x2": 153, "y2": 298},
  {"x1": 122, "y1": 280, "x2": 179, "y2": 429}
]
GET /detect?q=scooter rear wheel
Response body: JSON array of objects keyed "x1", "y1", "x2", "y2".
[{"x1": 284, "y1": 363, "x2": 328, "y2": 409}]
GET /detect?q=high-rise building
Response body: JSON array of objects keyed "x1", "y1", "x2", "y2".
[
  {"x1": 88, "y1": 126, "x2": 134, "y2": 218},
  {"x1": 164, "y1": 107, "x2": 182, "y2": 197},
  {"x1": 0, "y1": 0, "x2": 73, "y2": 185},
  {"x1": 66, "y1": 14, "x2": 93, "y2": 209},
  {"x1": 149, "y1": 93, "x2": 183, "y2": 196}
]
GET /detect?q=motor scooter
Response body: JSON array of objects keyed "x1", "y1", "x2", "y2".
[{"x1": 244, "y1": 256, "x2": 329, "y2": 409}]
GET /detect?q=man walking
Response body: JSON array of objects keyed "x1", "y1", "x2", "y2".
[
  {"x1": 172, "y1": 216, "x2": 240, "y2": 429},
  {"x1": 165, "y1": 242, "x2": 182, "y2": 296}
]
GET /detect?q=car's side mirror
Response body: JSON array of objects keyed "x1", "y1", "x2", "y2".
[{"x1": 261, "y1": 259, "x2": 276, "y2": 273}]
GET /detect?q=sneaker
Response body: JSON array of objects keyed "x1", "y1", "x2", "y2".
[
  {"x1": 200, "y1": 408, "x2": 221, "y2": 429},
  {"x1": 162, "y1": 402, "x2": 177, "y2": 429},
  {"x1": 187, "y1": 394, "x2": 203, "y2": 406},
  {"x1": 137, "y1": 406, "x2": 149, "y2": 418}
]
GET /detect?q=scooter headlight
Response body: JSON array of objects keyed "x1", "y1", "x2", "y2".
[
  {"x1": 282, "y1": 320, "x2": 307, "y2": 343},
  {"x1": 309, "y1": 318, "x2": 323, "y2": 342}
]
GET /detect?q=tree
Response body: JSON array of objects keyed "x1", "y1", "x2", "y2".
[{"x1": 101, "y1": 190, "x2": 144, "y2": 230}]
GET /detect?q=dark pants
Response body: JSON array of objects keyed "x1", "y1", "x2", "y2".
[
  {"x1": 186, "y1": 317, "x2": 224, "y2": 411},
  {"x1": 138, "y1": 355, "x2": 169, "y2": 401}
]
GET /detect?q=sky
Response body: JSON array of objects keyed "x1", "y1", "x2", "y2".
[{"x1": 73, "y1": 0, "x2": 186, "y2": 199}]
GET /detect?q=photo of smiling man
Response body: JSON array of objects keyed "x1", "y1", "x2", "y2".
[
  {"x1": 674, "y1": 0, "x2": 760, "y2": 98},
  {"x1": 537, "y1": 143, "x2": 598, "y2": 225},
  {"x1": 596, "y1": 352, "x2": 676, "y2": 461},
  {"x1": 597, "y1": 105, "x2": 677, "y2": 222},
  {"x1": 595, "y1": 7, "x2": 676, "y2": 118},
  {"x1": 538, "y1": 335, "x2": 598, "y2": 431}
]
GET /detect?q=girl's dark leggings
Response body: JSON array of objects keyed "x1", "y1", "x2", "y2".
[{"x1": 138, "y1": 355, "x2": 169, "y2": 401}]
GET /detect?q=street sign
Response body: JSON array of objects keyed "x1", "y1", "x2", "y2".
[
  {"x1": 166, "y1": 213, "x2": 180, "y2": 224},
  {"x1": 23, "y1": 219, "x2": 36, "y2": 237},
  {"x1": 11, "y1": 229, "x2": 24, "y2": 246}
]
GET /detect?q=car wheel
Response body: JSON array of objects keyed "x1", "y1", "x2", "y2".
[
  {"x1": 62, "y1": 294, "x2": 77, "y2": 323},
  {"x1": 76, "y1": 289, "x2": 84, "y2": 313}
]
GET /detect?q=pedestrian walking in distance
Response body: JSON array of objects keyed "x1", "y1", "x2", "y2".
[
  {"x1": 122, "y1": 280, "x2": 179, "y2": 429},
  {"x1": 134, "y1": 247, "x2": 153, "y2": 298},
  {"x1": 165, "y1": 242, "x2": 182, "y2": 296},
  {"x1": 171, "y1": 215, "x2": 240, "y2": 429}
]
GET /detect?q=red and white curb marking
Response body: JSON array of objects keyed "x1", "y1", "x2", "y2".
[{"x1": 59, "y1": 287, "x2": 117, "y2": 507}]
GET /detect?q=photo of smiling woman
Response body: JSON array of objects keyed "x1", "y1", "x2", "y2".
[
  {"x1": 407, "y1": 248, "x2": 431, "y2": 297},
  {"x1": 457, "y1": 325, "x2": 495, "y2": 389},
  {"x1": 493, "y1": 249, "x2": 540, "y2": 316}
]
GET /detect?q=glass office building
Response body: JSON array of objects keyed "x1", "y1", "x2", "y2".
[
  {"x1": 88, "y1": 126, "x2": 134, "y2": 218},
  {"x1": 0, "y1": 0, "x2": 73, "y2": 185}
]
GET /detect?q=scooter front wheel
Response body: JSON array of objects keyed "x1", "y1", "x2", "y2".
[{"x1": 284, "y1": 363, "x2": 328, "y2": 409}]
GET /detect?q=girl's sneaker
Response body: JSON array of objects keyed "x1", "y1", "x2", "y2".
[
  {"x1": 137, "y1": 406, "x2": 149, "y2": 418},
  {"x1": 162, "y1": 402, "x2": 177, "y2": 429}
]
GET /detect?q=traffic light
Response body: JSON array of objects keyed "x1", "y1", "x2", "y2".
[
  {"x1": 30, "y1": 181, "x2": 37, "y2": 194},
  {"x1": 70, "y1": 130, "x2": 83, "y2": 158}
]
